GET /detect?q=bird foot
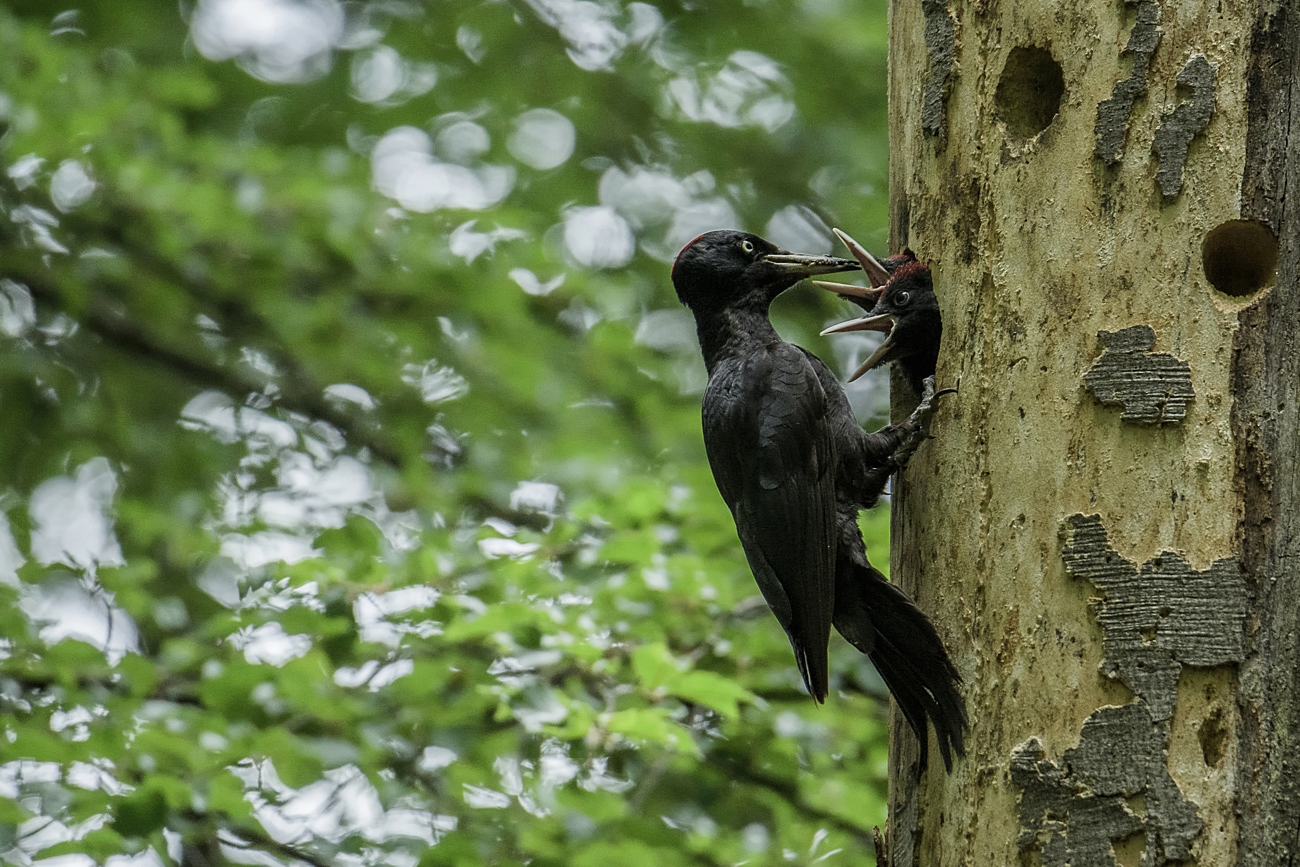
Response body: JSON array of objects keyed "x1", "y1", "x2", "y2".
[
  {"x1": 892, "y1": 376, "x2": 946, "y2": 468},
  {"x1": 910, "y1": 375, "x2": 939, "y2": 421}
]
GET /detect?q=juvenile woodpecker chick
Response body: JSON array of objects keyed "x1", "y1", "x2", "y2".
[{"x1": 815, "y1": 228, "x2": 941, "y2": 396}]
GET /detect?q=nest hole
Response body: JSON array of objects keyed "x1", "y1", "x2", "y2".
[
  {"x1": 1202, "y1": 220, "x2": 1278, "y2": 297},
  {"x1": 995, "y1": 46, "x2": 1064, "y2": 140}
]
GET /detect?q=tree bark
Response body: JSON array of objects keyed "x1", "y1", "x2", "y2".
[
  {"x1": 883, "y1": 0, "x2": 1296, "y2": 864},
  {"x1": 1232, "y1": 5, "x2": 1300, "y2": 865}
]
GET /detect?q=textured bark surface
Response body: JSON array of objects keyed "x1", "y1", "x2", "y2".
[
  {"x1": 883, "y1": 0, "x2": 1289, "y2": 862},
  {"x1": 1232, "y1": 3, "x2": 1300, "y2": 865},
  {"x1": 1081, "y1": 326, "x2": 1195, "y2": 425}
]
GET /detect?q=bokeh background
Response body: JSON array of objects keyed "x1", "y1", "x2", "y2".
[{"x1": 0, "y1": 2, "x2": 898, "y2": 864}]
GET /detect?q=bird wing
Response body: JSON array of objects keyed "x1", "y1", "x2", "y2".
[{"x1": 702, "y1": 345, "x2": 838, "y2": 701}]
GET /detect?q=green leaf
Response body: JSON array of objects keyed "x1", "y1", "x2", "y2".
[
  {"x1": 670, "y1": 670, "x2": 755, "y2": 719},
  {"x1": 630, "y1": 642, "x2": 681, "y2": 691},
  {"x1": 198, "y1": 659, "x2": 272, "y2": 721},
  {"x1": 113, "y1": 786, "x2": 167, "y2": 837},
  {"x1": 573, "y1": 840, "x2": 666, "y2": 867},
  {"x1": 603, "y1": 708, "x2": 699, "y2": 756},
  {"x1": 0, "y1": 797, "x2": 30, "y2": 824},
  {"x1": 599, "y1": 529, "x2": 659, "y2": 565},
  {"x1": 440, "y1": 602, "x2": 554, "y2": 643},
  {"x1": 206, "y1": 770, "x2": 255, "y2": 821},
  {"x1": 251, "y1": 729, "x2": 325, "y2": 789},
  {"x1": 52, "y1": 827, "x2": 128, "y2": 860}
]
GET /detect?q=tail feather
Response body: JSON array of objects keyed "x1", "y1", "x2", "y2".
[
  {"x1": 868, "y1": 639, "x2": 945, "y2": 770},
  {"x1": 870, "y1": 618, "x2": 966, "y2": 771},
  {"x1": 833, "y1": 561, "x2": 967, "y2": 772},
  {"x1": 792, "y1": 637, "x2": 829, "y2": 704}
]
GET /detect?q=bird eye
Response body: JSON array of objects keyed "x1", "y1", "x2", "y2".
[
  {"x1": 895, "y1": 291, "x2": 911, "y2": 306},
  {"x1": 740, "y1": 239, "x2": 755, "y2": 254}
]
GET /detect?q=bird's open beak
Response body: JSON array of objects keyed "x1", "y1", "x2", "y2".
[
  {"x1": 820, "y1": 314, "x2": 899, "y2": 382},
  {"x1": 814, "y1": 228, "x2": 899, "y2": 380},
  {"x1": 762, "y1": 252, "x2": 859, "y2": 278},
  {"x1": 849, "y1": 327, "x2": 898, "y2": 382},
  {"x1": 834, "y1": 228, "x2": 891, "y2": 286},
  {"x1": 812, "y1": 280, "x2": 884, "y2": 306},
  {"x1": 821, "y1": 313, "x2": 894, "y2": 336},
  {"x1": 812, "y1": 228, "x2": 891, "y2": 301}
]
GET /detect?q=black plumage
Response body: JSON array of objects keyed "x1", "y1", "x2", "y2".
[
  {"x1": 672, "y1": 230, "x2": 965, "y2": 771},
  {"x1": 815, "y1": 228, "x2": 941, "y2": 395}
]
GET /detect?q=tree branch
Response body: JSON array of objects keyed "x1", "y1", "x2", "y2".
[{"x1": 15, "y1": 266, "x2": 406, "y2": 467}]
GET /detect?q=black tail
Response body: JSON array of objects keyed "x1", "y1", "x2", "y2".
[{"x1": 833, "y1": 561, "x2": 967, "y2": 772}]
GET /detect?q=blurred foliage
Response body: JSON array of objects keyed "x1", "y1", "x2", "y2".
[{"x1": 0, "y1": 1, "x2": 898, "y2": 865}]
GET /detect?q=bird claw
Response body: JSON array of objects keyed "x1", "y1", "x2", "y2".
[
  {"x1": 892, "y1": 376, "x2": 947, "y2": 468},
  {"x1": 908, "y1": 376, "x2": 939, "y2": 423}
]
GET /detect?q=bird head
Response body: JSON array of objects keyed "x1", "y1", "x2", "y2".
[
  {"x1": 672, "y1": 230, "x2": 859, "y2": 314},
  {"x1": 814, "y1": 229, "x2": 940, "y2": 385}
]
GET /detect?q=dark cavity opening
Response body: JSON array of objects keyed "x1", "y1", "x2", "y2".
[
  {"x1": 1202, "y1": 219, "x2": 1278, "y2": 297},
  {"x1": 995, "y1": 46, "x2": 1065, "y2": 140},
  {"x1": 1198, "y1": 707, "x2": 1227, "y2": 767}
]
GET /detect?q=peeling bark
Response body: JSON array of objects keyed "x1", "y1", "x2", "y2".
[
  {"x1": 1061, "y1": 513, "x2": 1247, "y2": 722},
  {"x1": 921, "y1": 0, "x2": 956, "y2": 138},
  {"x1": 1008, "y1": 514, "x2": 1248, "y2": 865},
  {"x1": 1094, "y1": 0, "x2": 1162, "y2": 163},
  {"x1": 1012, "y1": 732, "x2": 1145, "y2": 867},
  {"x1": 1081, "y1": 326, "x2": 1194, "y2": 425},
  {"x1": 1153, "y1": 55, "x2": 1217, "y2": 199}
]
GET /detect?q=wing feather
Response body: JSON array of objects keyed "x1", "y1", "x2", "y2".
[{"x1": 702, "y1": 345, "x2": 838, "y2": 700}]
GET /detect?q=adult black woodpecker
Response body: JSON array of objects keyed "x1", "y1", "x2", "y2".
[
  {"x1": 672, "y1": 230, "x2": 966, "y2": 771},
  {"x1": 814, "y1": 228, "x2": 941, "y2": 396}
]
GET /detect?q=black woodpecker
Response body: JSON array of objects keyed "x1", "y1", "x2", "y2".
[
  {"x1": 814, "y1": 228, "x2": 941, "y2": 396},
  {"x1": 672, "y1": 229, "x2": 965, "y2": 771}
]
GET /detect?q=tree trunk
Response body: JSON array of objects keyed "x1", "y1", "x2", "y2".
[{"x1": 882, "y1": 0, "x2": 1298, "y2": 864}]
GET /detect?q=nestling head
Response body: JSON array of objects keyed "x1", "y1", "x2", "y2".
[{"x1": 814, "y1": 232, "x2": 942, "y2": 387}]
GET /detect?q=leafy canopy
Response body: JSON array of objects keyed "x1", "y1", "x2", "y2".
[{"x1": 0, "y1": 1, "x2": 895, "y2": 865}]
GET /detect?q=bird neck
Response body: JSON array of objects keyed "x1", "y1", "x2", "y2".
[
  {"x1": 901, "y1": 351, "x2": 939, "y2": 396},
  {"x1": 898, "y1": 318, "x2": 941, "y2": 395},
  {"x1": 694, "y1": 302, "x2": 782, "y2": 373}
]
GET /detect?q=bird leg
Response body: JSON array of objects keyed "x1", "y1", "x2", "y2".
[{"x1": 891, "y1": 376, "x2": 941, "y2": 469}]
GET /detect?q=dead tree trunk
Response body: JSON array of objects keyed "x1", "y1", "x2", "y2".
[{"x1": 882, "y1": 0, "x2": 1297, "y2": 864}]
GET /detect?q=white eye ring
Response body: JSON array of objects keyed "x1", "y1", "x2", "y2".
[
  {"x1": 895, "y1": 291, "x2": 911, "y2": 306},
  {"x1": 740, "y1": 239, "x2": 755, "y2": 254}
]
